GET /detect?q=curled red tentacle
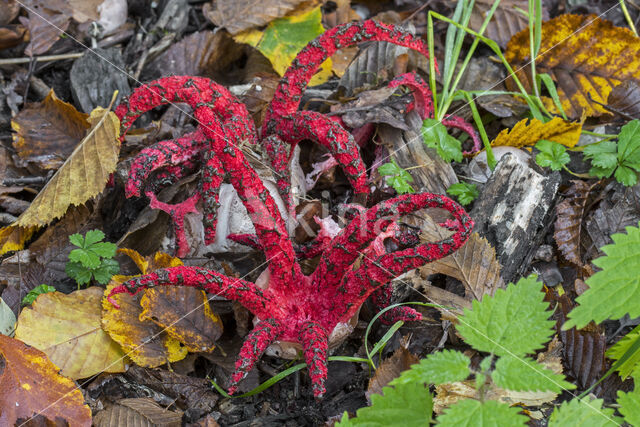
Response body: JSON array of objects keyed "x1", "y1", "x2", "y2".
[
  {"x1": 442, "y1": 115, "x2": 482, "y2": 156},
  {"x1": 370, "y1": 285, "x2": 423, "y2": 325},
  {"x1": 299, "y1": 322, "x2": 329, "y2": 398}
]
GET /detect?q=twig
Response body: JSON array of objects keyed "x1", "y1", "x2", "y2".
[{"x1": 0, "y1": 52, "x2": 84, "y2": 66}]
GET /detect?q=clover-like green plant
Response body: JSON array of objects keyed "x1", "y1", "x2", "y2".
[
  {"x1": 378, "y1": 159, "x2": 415, "y2": 194},
  {"x1": 535, "y1": 140, "x2": 570, "y2": 171},
  {"x1": 65, "y1": 230, "x2": 119, "y2": 289},
  {"x1": 21, "y1": 284, "x2": 56, "y2": 306},
  {"x1": 446, "y1": 182, "x2": 478, "y2": 206},
  {"x1": 584, "y1": 120, "x2": 640, "y2": 186}
]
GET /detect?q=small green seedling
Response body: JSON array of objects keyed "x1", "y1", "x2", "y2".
[
  {"x1": 535, "y1": 139, "x2": 570, "y2": 171},
  {"x1": 446, "y1": 182, "x2": 479, "y2": 206},
  {"x1": 21, "y1": 284, "x2": 57, "y2": 306},
  {"x1": 378, "y1": 159, "x2": 415, "y2": 194},
  {"x1": 421, "y1": 118, "x2": 463, "y2": 163},
  {"x1": 584, "y1": 119, "x2": 640, "y2": 186},
  {"x1": 65, "y1": 230, "x2": 119, "y2": 289}
]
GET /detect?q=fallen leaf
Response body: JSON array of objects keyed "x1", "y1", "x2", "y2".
[
  {"x1": 14, "y1": 286, "x2": 128, "y2": 379},
  {"x1": 505, "y1": 14, "x2": 640, "y2": 119},
  {"x1": 239, "y1": 74, "x2": 280, "y2": 127},
  {"x1": 67, "y1": 0, "x2": 100, "y2": 22},
  {"x1": 0, "y1": 224, "x2": 37, "y2": 256},
  {"x1": 93, "y1": 398, "x2": 182, "y2": 427},
  {"x1": 11, "y1": 89, "x2": 90, "y2": 170},
  {"x1": 490, "y1": 117, "x2": 582, "y2": 149},
  {"x1": 607, "y1": 81, "x2": 640, "y2": 120},
  {"x1": 0, "y1": 0, "x2": 20, "y2": 25},
  {"x1": 234, "y1": 5, "x2": 332, "y2": 86},
  {"x1": 144, "y1": 31, "x2": 244, "y2": 82},
  {"x1": 367, "y1": 337, "x2": 419, "y2": 399},
  {"x1": 203, "y1": 0, "x2": 307, "y2": 35},
  {"x1": 0, "y1": 25, "x2": 26, "y2": 50},
  {"x1": 0, "y1": 334, "x2": 91, "y2": 426},
  {"x1": 0, "y1": 297, "x2": 16, "y2": 335},
  {"x1": 140, "y1": 286, "x2": 223, "y2": 353},
  {"x1": 13, "y1": 104, "x2": 120, "y2": 228},
  {"x1": 554, "y1": 180, "x2": 598, "y2": 267},
  {"x1": 101, "y1": 249, "x2": 188, "y2": 368},
  {"x1": 469, "y1": 0, "x2": 549, "y2": 49},
  {"x1": 19, "y1": 0, "x2": 72, "y2": 56}
]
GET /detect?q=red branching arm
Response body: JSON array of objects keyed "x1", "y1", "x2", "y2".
[
  {"x1": 146, "y1": 191, "x2": 199, "y2": 257},
  {"x1": 299, "y1": 322, "x2": 330, "y2": 398},
  {"x1": 388, "y1": 72, "x2": 434, "y2": 119},
  {"x1": 441, "y1": 115, "x2": 482, "y2": 156},
  {"x1": 228, "y1": 318, "x2": 283, "y2": 395},
  {"x1": 201, "y1": 151, "x2": 225, "y2": 245},
  {"x1": 106, "y1": 265, "x2": 272, "y2": 319},
  {"x1": 370, "y1": 285, "x2": 422, "y2": 324}
]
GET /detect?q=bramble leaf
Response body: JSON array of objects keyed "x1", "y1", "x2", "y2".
[
  {"x1": 457, "y1": 275, "x2": 554, "y2": 357},
  {"x1": 65, "y1": 261, "x2": 92, "y2": 285},
  {"x1": 68, "y1": 232, "x2": 85, "y2": 248},
  {"x1": 421, "y1": 118, "x2": 463, "y2": 163},
  {"x1": 535, "y1": 140, "x2": 570, "y2": 171},
  {"x1": 337, "y1": 381, "x2": 432, "y2": 426},
  {"x1": 446, "y1": 182, "x2": 478, "y2": 206},
  {"x1": 618, "y1": 387, "x2": 640, "y2": 426},
  {"x1": 564, "y1": 223, "x2": 640, "y2": 329},
  {"x1": 89, "y1": 241, "x2": 117, "y2": 258},
  {"x1": 606, "y1": 324, "x2": 640, "y2": 379},
  {"x1": 437, "y1": 399, "x2": 527, "y2": 427},
  {"x1": 492, "y1": 355, "x2": 575, "y2": 393},
  {"x1": 390, "y1": 350, "x2": 470, "y2": 386},
  {"x1": 82, "y1": 229, "x2": 105, "y2": 247},
  {"x1": 548, "y1": 397, "x2": 620, "y2": 426},
  {"x1": 22, "y1": 284, "x2": 57, "y2": 306},
  {"x1": 617, "y1": 120, "x2": 640, "y2": 164},
  {"x1": 584, "y1": 141, "x2": 617, "y2": 169},
  {"x1": 615, "y1": 164, "x2": 638, "y2": 186},
  {"x1": 92, "y1": 258, "x2": 120, "y2": 284},
  {"x1": 68, "y1": 247, "x2": 101, "y2": 269}
]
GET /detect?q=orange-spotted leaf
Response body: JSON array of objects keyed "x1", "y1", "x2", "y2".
[
  {"x1": 505, "y1": 14, "x2": 640, "y2": 119},
  {"x1": 490, "y1": 117, "x2": 582, "y2": 149},
  {"x1": 140, "y1": 286, "x2": 223, "y2": 353},
  {"x1": 0, "y1": 334, "x2": 91, "y2": 426},
  {"x1": 14, "y1": 287, "x2": 127, "y2": 379}
]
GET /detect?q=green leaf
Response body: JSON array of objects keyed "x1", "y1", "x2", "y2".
[
  {"x1": 68, "y1": 247, "x2": 101, "y2": 269},
  {"x1": 390, "y1": 350, "x2": 470, "y2": 386},
  {"x1": 492, "y1": 355, "x2": 575, "y2": 393},
  {"x1": 564, "y1": 223, "x2": 640, "y2": 329},
  {"x1": 82, "y1": 229, "x2": 105, "y2": 247},
  {"x1": 584, "y1": 140, "x2": 617, "y2": 161},
  {"x1": 436, "y1": 399, "x2": 527, "y2": 427},
  {"x1": 421, "y1": 118, "x2": 463, "y2": 163},
  {"x1": 378, "y1": 160, "x2": 414, "y2": 194},
  {"x1": 548, "y1": 398, "x2": 620, "y2": 426},
  {"x1": 68, "y1": 233, "x2": 84, "y2": 248},
  {"x1": 606, "y1": 324, "x2": 640, "y2": 379},
  {"x1": 336, "y1": 382, "x2": 432, "y2": 426},
  {"x1": 88, "y1": 241, "x2": 117, "y2": 258},
  {"x1": 92, "y1": 258, "x2": 120, "y2": 284},
  {"x1": 457, "y1": 275, "x2": 554, "y2": 357},
  {"x1": 618, "y1": 387, "x2": 640, "y2": 426},
  {"x1": 65, "y1": 261, "x2": 93, "y2": 285},
  {"x1": 589, "y1": 165, "x2": 616, "y2": 179},
  {"x1": 446, "y1": 182, "x2": 478, "y2": 206},
  {"x1": 617, "y1": 120, "x2": 640, "y2": 164},
  {"x1": 21, "y1": 284, "x2": 57, "y2": 306},
  {"x1": 535, "y1": 140, "x2": 570, "y2": 171},
  {"x1": 614, "y1": 164, "x2": 638, "y2": 186}
]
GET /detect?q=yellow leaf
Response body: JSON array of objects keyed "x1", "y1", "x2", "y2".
[
  {"x1": 505, "y1": 14, "x2": 640, "y2": 119},
  {"x1": 101, "y1": 249, "x2": 188, "y2": 367},
  {"x1": 234, "y1": 6, "x2": 332, "y2": 86},
  {"x1": 0, "y1": 334, "x2": 92, "y2": 426},
  {"x1": 0, "y1": 224, "x2": 37, "y2": 256},
  {"x1": 14, "y1": 104, "x2": 120, "y2": 227},
  {"x1": 14, "y1": 287, "x2": 127, "y2": 379},
  {"x1": 490, "y1": 117, "x2": 583, "y2": 149}
]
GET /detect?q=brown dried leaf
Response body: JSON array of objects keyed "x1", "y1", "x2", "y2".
[
  {"x1": 505, "y1": 14, "x2": 640, "y2": 119},
  {"x1": 0, "y1": 0, "x2": 20, "y2": 25},
  {"x1": 140, "y1": 286, "x2": 223, "y2": 353},
  {"x1": 0, "y1": 334, "x2": 92, "y2": 426},
  {"x1": 67, "y1": 0, "x2": 101, "y2": 23},
  {"x1": 240, "y1": 74, "x2": 280, "y2": 128},
  {"x1": 19, "y1": 0, "x2": 72, "y2": 56},
  {"x1": 14, "y1": 287, "x2": 128, "y2": 379},
  {"x1": 607, "y1": 81, "x2": 640, "y2": 120},
  {"x1": 0, "y1": 25, "x2": 26, "y2": 50},
  {"x1": 11, "y1": 89, "x2": 90, "y2": 170},
  {"x1": 144, "y1": 31, "x2": 244, "y2": 82},
  {"x1": 93, "y1": 398, "x2": 182, "y2": 427},
  {"x1": 367, "y1": 337, "x2": 419, "y2": 399},
  {"x1": 203, "y1": 0, "x2": 307, "y2": 35},
  {"x1": 554, "y1": 180, "x2": 598, "y2": 267},
  {"x1": 469, "y1": 0, "x2": 548, "y2": 49},
  {"x1": 13, "y1": 104, "x2": 120, "y2": 228}
]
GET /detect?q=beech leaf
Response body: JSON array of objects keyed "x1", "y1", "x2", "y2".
[
  {"x1": 93, "y1": 398, "x2": 183, "y2": 426},
  {"x1": 554, "y1": 180, "x2": 597, "y2": 267},
  {"x1": 203, "y1": 0, "x2": 307, "y2": 35}
]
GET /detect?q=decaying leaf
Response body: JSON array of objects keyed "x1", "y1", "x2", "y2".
[
  {"x1": 93, "y1": 398, "x2": 182, "y2": 427},
  {"x1": 0, "y1": 224, "x2": 37, "y2": 256},
  {"x1": 505, "y1": 14, "x2": 640, "y2": 119},
  {"x1": 0, "y1": 297, "x2": 16, "y2": 335},
  {"x1": 0, "y1": 25, "x2": 26, "y2": 50},
  {"x1": 101, "y1": 249, "x2": 188, "y2": 367},
  {"x1": 0, "y1": 0, "x2": 20, "y2": 25},
  {"x1": 67, "y1": 0, "x2": 101, "y2": 22},
  {"x1": 607, "y1": 81, "x2": 640, "y2": 120},
  {"x1": 14, "y1": 104, "x2": 120, "y2": 228},
  {"x1": 469, "y1": 0, "x2": 549, "y2": 49},
  {"x1": 140, "y1": 286, "x2": 223, "y2": 353},
  {"x1": 554, "y1": 180, "x2": 598, "y2": 267},
  {"x1": 203, "y1": 0, "x2": 307, "y2": 35},
  {"x1": 19, "y1": 0, "x2": 72, "y2": 56},
  {"x1": 490, "y1": 117, "x2": 582, "y2": 149},
  {"x1": 239, "y1": 74, "x2": 280, "y2": 127},
  {"x1": 14, "y1": 286, "x2": 127, "y2": 379},
  {"x1": 0, "y1": 334, "x2": 92, "y2": 426},
  {"x1": 11, "y1": 89, "x2": 90, "y2": 170},
  {"x1": 234, "y1": 6, "x2": 331, "y2": 86},
  {"x1": 367, "y1": 337, "x2": 419, "y2": 399}
]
